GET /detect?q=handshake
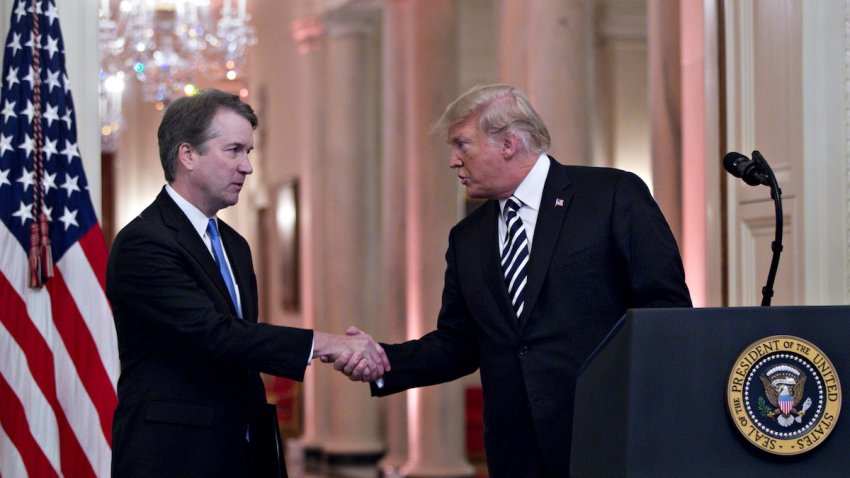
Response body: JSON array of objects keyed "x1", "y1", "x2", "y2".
[{"x1": 312, "y1": 326, "x2": 389, "y2": 383}]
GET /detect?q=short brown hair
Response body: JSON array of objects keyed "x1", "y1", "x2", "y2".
[{"x1": 157, "y1": 89, "x2": 258, "y2": 182}]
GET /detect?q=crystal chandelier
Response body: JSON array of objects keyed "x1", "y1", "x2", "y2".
[{"x1": 99, "y1": 0, "x2": 258, "y2": 150}]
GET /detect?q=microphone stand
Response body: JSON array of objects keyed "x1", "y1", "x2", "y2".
[{"x1": 752, "y1": 150, "x2": 782, "y2": 306}]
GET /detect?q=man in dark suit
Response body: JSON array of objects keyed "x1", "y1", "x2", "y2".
[
  {"x1": 106, "y1": 89, "x2": 389, "y2": 477},
  {"x1": 337, "y1": 84, "x2": 691, "y2": 476}
]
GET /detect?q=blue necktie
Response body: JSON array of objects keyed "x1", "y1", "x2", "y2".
[
  {"x1": 501, "y1": 197, "x2": 529, "y2": 318},
  {"x1": 207, "y1": 218, "x2": 242, "y2": 318}
]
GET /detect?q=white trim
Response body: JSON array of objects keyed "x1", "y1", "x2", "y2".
[
  {"x1": 802, "y1": 0, "x2": 849, "y2": 304},
  {"x1": 723, "y1": 0, "x2": 758, "y2": 305},
  {"x1": 57, "y1": 1, "x2": 101, "y2": 221},
  {"x1": 724, "y1": 0, "x2": 757, "y2": 153}
]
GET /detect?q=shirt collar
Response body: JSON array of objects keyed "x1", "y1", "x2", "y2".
[
  {"x1": 165, "y1": 184, "x2": 215, "y2": 238},
  {"x1": 499, "y1": 153, "x2": 550, "y2": 213}
]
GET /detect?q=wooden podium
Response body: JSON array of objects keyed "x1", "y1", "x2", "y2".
[{"x1": 571, "y1": 306, "x2": 849, "y2": 477}]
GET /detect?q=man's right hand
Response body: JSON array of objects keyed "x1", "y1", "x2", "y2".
[{"x1": 312, "y1": 326, "x2": 390, "y2": 382}]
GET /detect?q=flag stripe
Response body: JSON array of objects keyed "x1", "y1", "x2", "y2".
[
  {"x1": 0, "y1": 318, "x2": 61, "y2": 476},
  {"x1": 48, "y1": 264, "x2": 115, "y2": 446},
  {"x1": 0, "y1": 272, "x2": 96, "y2": 478},
  {"x1": 0, "y1": 374, "x2": 57, "y2": 478},
  {"x1": 77, "y1": 223, "x2": 107, "y2": 291},
  {"x1": 58, "y1": 231, "x2": 119, "y2": 385},
  {"x1": 44, "y1": 271, "x2": 110, "y2": 476},
  {"x1": 0, "y1": 421, "x2": 29, "y2": 478}
]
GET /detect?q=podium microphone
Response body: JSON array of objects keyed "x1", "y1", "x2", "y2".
[
  {"x1": 722, "y1": 150, "x2": 782, "y2": 306},
  {"x1": 723, "y1": 152, "x2": 770, "y2": 186}
]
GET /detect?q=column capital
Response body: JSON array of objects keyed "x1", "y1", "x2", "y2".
[
  {"x1": 291, "y1": 0, "x2": 381, "y2": 51},
  {"x1": 323, "y1": 0, "x2": 382, "y2": 38},
  {"x1": 291, "y1": 16, "x2": 326, "y2": 55}
]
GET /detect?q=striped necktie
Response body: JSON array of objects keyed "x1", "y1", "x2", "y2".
[
  {"x1": 207, "y1": 218, "x2": 242, "y2": 318},
  {"x1": 500, "y1": 196, "x2": 529, "y2": 318}
]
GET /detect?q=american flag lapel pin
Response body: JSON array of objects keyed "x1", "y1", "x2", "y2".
[{"x1": 555, "y1": 198, "x2": 564, "y2": 207}]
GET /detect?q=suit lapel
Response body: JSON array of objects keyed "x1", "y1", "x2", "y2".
[
  {"x1": 156, "y1": 190, "x2": 241, "y2": 318},
  {"x1": 477, "y1": 200, "x2": 521, "y2": 332},
  {"x1": 518, "y1": 158, "x2": 572, "y2": 332},
  {"x1": 218, "y1": 221, "x2": 255, "y2": 323}
]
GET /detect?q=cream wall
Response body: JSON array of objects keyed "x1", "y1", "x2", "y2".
[
  {"x1": 111, "y1": 80, "x2": 163, "y2": 229},
  {"x1": 598, "y1": 0, "x2": 652, "y2": 189},
  {"x1": 801, "y1": 0, "x2": 849, "y2": 304}
]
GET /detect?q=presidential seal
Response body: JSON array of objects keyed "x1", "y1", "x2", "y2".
[{"x1": 726, "y1": 335, "x2": 841, "y2": 455}]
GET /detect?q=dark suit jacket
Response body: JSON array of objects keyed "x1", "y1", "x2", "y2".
[
  {"x1": 107, "y1": 188, "x2": 313, "y2": 477},
  {"x1": 372, "y1": 159, "x2": 692, "y2": 477}
]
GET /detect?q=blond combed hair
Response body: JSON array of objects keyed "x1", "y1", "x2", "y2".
[{"x1": 432, "y1": 84, "x2": 551, "y2": 154}]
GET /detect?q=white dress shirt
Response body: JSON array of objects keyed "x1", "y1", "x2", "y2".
[
  {"x1": 497, "y1": 153, "x2": 550, "y2": 252},
  {"x1": 164, "y1": 185, "x2": 242, "y2": 314}
]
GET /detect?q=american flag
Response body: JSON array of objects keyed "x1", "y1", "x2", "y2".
[{"x1": 0, "y1": 1, "x2": 118, "y2": 477}]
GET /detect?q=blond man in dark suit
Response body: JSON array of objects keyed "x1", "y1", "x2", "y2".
[{"x1": 339, "y1": 84, "x2": 691, "y2": 477}]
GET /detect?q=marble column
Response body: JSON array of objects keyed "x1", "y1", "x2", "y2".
[
  {"x1": 497, "y1": 0, "x2": 594, "y2": 164},
  {"x1": 320, "y1": 13, "x2": 386, "y2": 476},
  {"x1": 648, "y1": 0, "x2": 683, "y2": 241},
  {"x1": 289, "y1": 14, "x2": 332, "y2": 476},
  {"x1": 680, "y1": 0, "x2": 722, "y2": 308},
  {"x1": 398, "y1": 2, "x2": 473, "y2": 477},
  {"x1": 378, "y1": 0, "x2": 410, "y2": 475}
]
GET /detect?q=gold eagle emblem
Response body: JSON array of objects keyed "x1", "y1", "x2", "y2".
[{"x1": 760, "y1": 364, "x2": 811, "y2": 427}]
